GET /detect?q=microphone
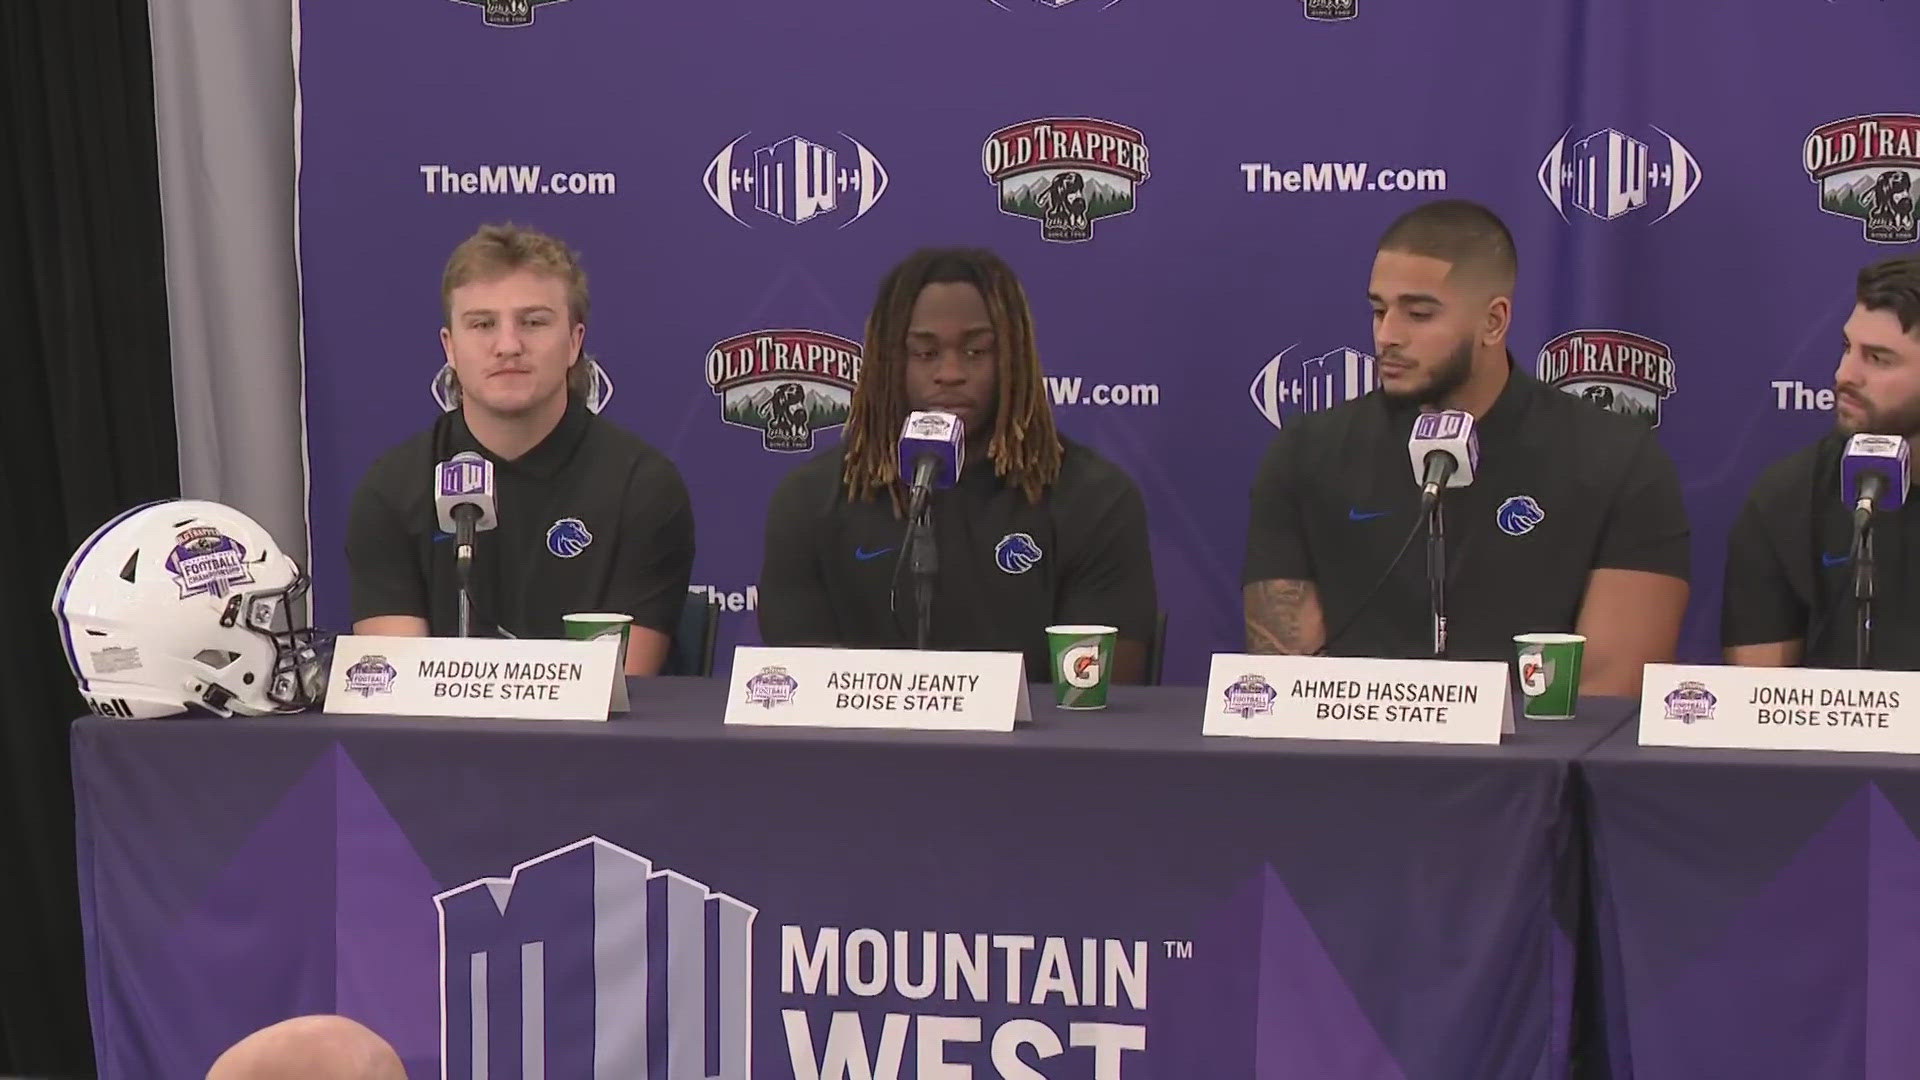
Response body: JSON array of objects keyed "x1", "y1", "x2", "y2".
[
  {"x1": 1407, "y1": 409, "x2": 1480, "y2": 503},
  {"x1": 435, "y1": 450, "x2": 498, "y2": 569},
  {"x1": 897, "y1": 410, "x2": 965, "y2": 519},
  {"x1": 1842, "y1": 433, "x2": 1910, "y2": 529}
]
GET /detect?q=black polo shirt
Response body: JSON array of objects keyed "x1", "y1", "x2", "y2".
[
  {"x1": 346, "y1": 394, "x2": 694, "y2": 640},
  {"x1": 758, "y1": 438, "x2": 1157, "y2": 679},
  {"x1": 1243, "y1": 362, "x2": 1690, "y2": 660},
  {"x1": 1722, "y1": 432, "x2": 1920, "y2": 668}
]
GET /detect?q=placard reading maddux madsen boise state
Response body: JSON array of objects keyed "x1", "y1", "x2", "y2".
[
  {"x1": 325, "y1": 635, "x2": 620, "y2": 721},
  {"x1": 1640, "y1": 663, "x2": 1920, "y2": 753},
  {"x1": 725, "y1": 646, "x2": 1032, "y2": 731},
  {"x1": 1203, "y1": 655, "x2": 1514, "y2": 743}
]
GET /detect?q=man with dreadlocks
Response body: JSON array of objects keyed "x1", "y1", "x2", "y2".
[{"x1": 758, "y1": 248, "x2": 1158, "y2": 683}]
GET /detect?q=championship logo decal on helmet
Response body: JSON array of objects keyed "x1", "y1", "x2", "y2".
[{"x1": 164, "y1": 526, "x2": 254, "y2": 599}]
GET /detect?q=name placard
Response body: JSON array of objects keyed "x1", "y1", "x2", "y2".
[
  {"x1": 325, "y1": 635, "x2": 620, "y2": 721},
  {"x1": 724, "y1": 646, "x2": 1032, "y2": 732},
  {"x1": 1202, "y1": 654, "x2": 1514, "y2": 744},
  {"x1": 1639, "y1": 663, "x2": 1920, "y2": 753}
]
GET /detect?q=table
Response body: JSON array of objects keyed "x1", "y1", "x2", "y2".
[
  {"x1": 1581, "y1": 717, "x2": 1920, "y2": 1078},
  {"x1": 74, "y1": 680, "x2": 1632, "y2": 1079}
]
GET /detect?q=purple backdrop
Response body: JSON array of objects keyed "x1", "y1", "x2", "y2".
[{"x1": 295, "y1": 0, "x2": 1920, "y2": 683}]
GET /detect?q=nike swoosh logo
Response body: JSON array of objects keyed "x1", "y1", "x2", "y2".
[
  {"x1": 854, "y1": 546, "x2": 895, "y2": 561},
  {"x1": 1823, "y1": 552, "x2": 1850, "y2": 568},
  {"x1": 1348, "y1": 509, "x2": 1389, "y2": 522}
]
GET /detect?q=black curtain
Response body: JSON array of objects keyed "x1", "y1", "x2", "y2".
[{"x1": 1, "y1": 1, "x2": 180, "y2": 1076}]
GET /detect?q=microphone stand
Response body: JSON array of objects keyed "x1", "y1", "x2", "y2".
[
  {"x1": 909, "y1": 503, "x2": 937, "y2": 650},
  {"x1": 456, "y1": 545, "x2": 475, "y2": 639},
  {"x1": 1426, "y1": 496, "x2": 1447, "y2": 659},
  {"x1": 1853, "y1": 518, "x2": 1874, "y2": 670}
]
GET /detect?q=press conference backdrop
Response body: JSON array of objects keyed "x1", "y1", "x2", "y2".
[{"x1": 294, "y1": 0, "x2": 1919, "y2": 684}]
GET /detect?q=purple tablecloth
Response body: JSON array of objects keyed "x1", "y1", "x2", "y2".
[
  {"x1": 1582, "y1": 717, "x2": 1920, "y2": 1079},
  {"x1": 74, "y1": 680, "x2": 1632, "y2": 1079}
]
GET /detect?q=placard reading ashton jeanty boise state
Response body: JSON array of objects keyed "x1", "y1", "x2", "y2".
[
  {"x1": 325, "y1": 634, "x2": 620, "y2": 720},
  {"x1": 1641, "y1": 663, "x2": 1920, "y2": 753},
  {"x1": 1204, "y1": 654, "x2": 1512, "y2": 742},
  {"x1": 726, "y1": 646, "x2": 1031, "y2": 731}
]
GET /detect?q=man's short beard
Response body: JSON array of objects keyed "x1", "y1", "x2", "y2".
[
  {"x1": 1382, "y1": 336, "x2": 1474, "y2": 407},
  {"x1": 1836, "y1": 391, "x2": 1920, "y2": 439}
]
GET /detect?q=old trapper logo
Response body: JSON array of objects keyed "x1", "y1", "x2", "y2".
[
  {"x1": 1538, "y1": 126, "x2": 1702, "y2": 222},
  {"x1": 447, "y1": 0, "x2": 569, "y2": 27},
  {"x1": 1304, "y1": 0, "x2": 1357, "y2": 19},
  {"x1": 1804, "y1": 114, "x2": 1920, "y2": 243},
  {"x1": 983, "y1": 118, "x2": 1150, "y2": 242},
  {"x1": 1537, "y1": 329, "x2": 1678, "y2": 427},
  {"x1": 704, "y1": 132, "x2": 889, "y2": 228},
  {"x1": 436, "y1": 837, "x2": 756, "y2": 1078},
  {"x1": 707, "y1": 330, "x2": 861, "y2": 452}
]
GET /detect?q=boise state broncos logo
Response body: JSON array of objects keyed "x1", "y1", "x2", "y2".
[
  {"x1": 1497, "y1": 496, "x2": 1546, "y2": 536},
  {"x1": 546, "y1": 518, "x2": 593, "y2": 558},
  {"x1": 995, "y1": 532, "x2": 1044, "y2": 574}
]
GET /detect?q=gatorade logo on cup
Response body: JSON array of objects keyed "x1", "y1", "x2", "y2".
[
  {"x1": 1518, "y1": 648, "x2": 1553, "y2": 697},
  {"x1": 1062, "y1": 642, "x2": 1102, "y2": 688}
]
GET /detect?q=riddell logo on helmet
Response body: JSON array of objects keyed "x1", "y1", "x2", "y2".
[{"x1": 983, "y1": 118, "x2": 1150, "y2": 242}]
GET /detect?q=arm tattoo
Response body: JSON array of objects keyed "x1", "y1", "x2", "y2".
[{"x1": 1244, "y1": 580, "x2": 1324, "y2": 655}]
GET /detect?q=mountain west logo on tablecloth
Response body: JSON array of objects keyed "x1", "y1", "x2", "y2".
[
  {"x1": 1537, "y1": 329, "x2": 1678, "y2": 426},
  {"x1": 1224, "y1": 674, "x2": 1279, "y2": 718},
  {"x1": 447, "y1": 0, "x2": 569, "y2": 27},
  {"x1": 435, "y1": 837, "x2": 756, "y2": 1078},
  {"x1": 745, "y1": 666, "x2": 798, "y2": 708},
  {"x1": 1249, "y1": 343, "x2": 1377, "y2": 430},
  {"x1": 432, "y1": 360, "x2": 612, "y2": 414},
  {"x1": 703, "y1": 132, "x2": 889, "y2": 228},
  {"x1": 983, "y1": 118, "x2": 1150, "y2": 242},
  {"x1": 165, "y1": 527, "x2": 254, "y2": 600},
  {"x1": 707, "y1": 330, "x2": 861, "y2": 452},
  {"x1": 1663, "y1": 680, "x2": 1717, "y2": 723},
  {"x1": 1538, "y1": 126, "x2": 1702, "y2": 222},
  {"x1": 343, "y1": 655, "x2": 397, "y2": 698},
  {"x1": 1803, "y1": 114, "x2": 1920, "y2": 243},
  {"x1": 1305, "y1": 0, "x2": 1358, "y2": 19}
]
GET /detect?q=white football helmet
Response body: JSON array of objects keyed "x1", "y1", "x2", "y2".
[{"x1": 53, "y1": 499, "x2": 330, "y2": 718}]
